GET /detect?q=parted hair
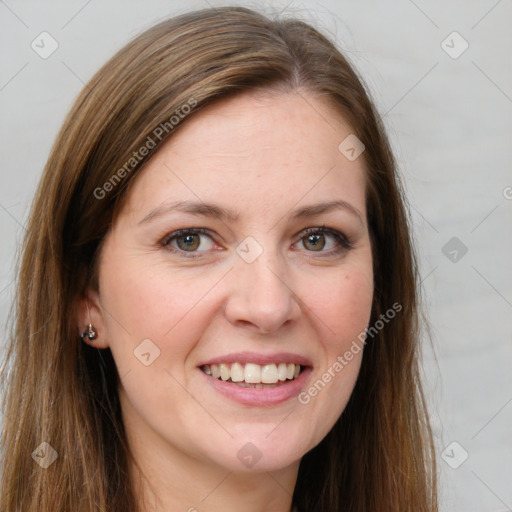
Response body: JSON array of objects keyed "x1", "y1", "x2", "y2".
[{"x1": 0, "y1": 6, "x2": 437, "y2": 511}]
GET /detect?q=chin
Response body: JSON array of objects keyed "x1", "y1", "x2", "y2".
[{"x1": 201, "y1": 426, "x2": 315, "y2": 474}]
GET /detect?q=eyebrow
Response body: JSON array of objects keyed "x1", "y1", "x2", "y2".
[{"x1": 138, "y1": 199, "x2": 364, "y2": 226}]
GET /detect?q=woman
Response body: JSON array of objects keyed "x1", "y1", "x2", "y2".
[{"x1": 0, "y1": 6, "x2": 437, "y2": 512}]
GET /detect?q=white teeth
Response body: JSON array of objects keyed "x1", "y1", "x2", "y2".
[
  {"x1": 277, "y1": 363, "x2": 287, "y2": 381},
  {"x1": 261, "y1": 364, "x2": 278, "y2": 384},
  {"x1": 211, "y1": 364, "x2": 220, "y2": 379},
  {"x1": 219, "y1": 363, "x2": 230, "y2": 381},
  {"x1": 201, "y1": 362, "x2": 303, "y2": 384},
  {"x1": 230, "y1": 362, "x2": 244, "y2": 382},
  {"x1": 244, "y1": 363, "x2": 261, "y2": 384}
]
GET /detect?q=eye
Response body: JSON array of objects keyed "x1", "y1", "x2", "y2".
[
  {"x1": 161, "y1": 226, "x2": 352, "y2": 258},
  {"x1": 296, "y1": 227, "x2": 352, "y2": 254},
  {"x1": 162, "y1": 228, "x2": 216, "y2": 254}
]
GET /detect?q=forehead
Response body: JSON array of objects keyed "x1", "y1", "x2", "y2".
[{"x1": 122, "y1": 90, "x2": 367, "y2": 223}]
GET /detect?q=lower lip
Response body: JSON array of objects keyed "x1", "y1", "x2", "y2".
[{"x1": 200, "y1": 367, "x2": 312, "y2": 406}]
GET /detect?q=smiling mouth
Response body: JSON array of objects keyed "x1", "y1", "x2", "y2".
[{"x1": 200, "y1": 362, "x2": 304, "y2": 389}]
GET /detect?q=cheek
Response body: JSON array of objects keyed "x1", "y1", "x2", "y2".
[
  {"x1": 307, "y1": 263, "x2": 374, "y2": 350},
  {"x1": 98, "y1": 257, "x2": 223, "y2": 369},
  {"x1": 295, "y1": 260, "x2": 373, "y2": 434}
]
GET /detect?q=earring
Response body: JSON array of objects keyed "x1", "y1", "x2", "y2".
[
  {"x1": 81, "y1": 324, "x2": 98, "y2": 343},
  {"x1": 81, "y1": 303, "x2": 98, "y2": 344}
]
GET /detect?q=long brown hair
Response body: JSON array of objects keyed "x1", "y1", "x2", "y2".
[{"x1": 0, "y1": 6, "x2": 437, "y2": 511}]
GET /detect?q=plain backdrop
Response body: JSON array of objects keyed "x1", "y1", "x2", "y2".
[{"x1": 0, "y1": 1, "x2": 511, "y2": 510}]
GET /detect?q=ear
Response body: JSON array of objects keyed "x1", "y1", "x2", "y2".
[{"x1": 76, "y1": 289, "x2": 110, "y2": 349}]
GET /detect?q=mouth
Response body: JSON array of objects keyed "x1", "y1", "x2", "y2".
[
  {"x1": 198, "y1": 353, "x2": 312, "y2": 406},
  {"x1": 200, "y1": 362, "x2": 304, "y2": 389}
]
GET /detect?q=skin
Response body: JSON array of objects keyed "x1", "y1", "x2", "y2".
[{"x1": 79, "y1": 89, "x2": 374, "y2": 512}]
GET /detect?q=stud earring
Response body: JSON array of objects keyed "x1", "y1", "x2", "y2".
[
  {"x1": 81, "y1": 303, "x2": 98, "y2": 344},
  {"x1": 81, "y1": 324, "x2": 97, "y2": 343}
]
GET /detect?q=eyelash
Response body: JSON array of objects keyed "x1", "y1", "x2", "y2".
[{"x1": 161, "y1": 227, "x2": 353, "y2": 259}]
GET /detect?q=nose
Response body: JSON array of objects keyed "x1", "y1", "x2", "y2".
[{"x1": 224, "y1": 250, "x2": 301, "y2": 334}]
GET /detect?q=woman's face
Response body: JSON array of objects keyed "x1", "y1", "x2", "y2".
[{"x1": 91, "y1": 90, "x2": 373, "y2": 474}]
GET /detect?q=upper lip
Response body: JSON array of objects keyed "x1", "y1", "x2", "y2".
[{"x1": 199, "y1": 351, "x2": 312, "y2": 367}]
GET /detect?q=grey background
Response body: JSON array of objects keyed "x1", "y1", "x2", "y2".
[{"x1": 1, "y1": 1, "x2": 511, "y2": 510}]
